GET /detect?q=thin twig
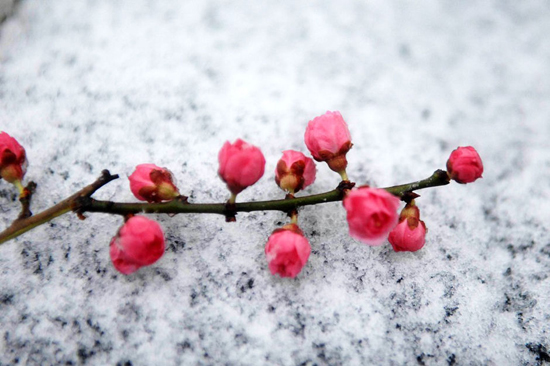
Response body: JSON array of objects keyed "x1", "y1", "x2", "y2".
[
  {"x1": 0, "y1": 170, "x2": 118, "y2": 245},
  {"x1": 0, "y1": 169, "x2": 450, "y2": 245}
]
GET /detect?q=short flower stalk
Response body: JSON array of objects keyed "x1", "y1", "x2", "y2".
[{"x1": 0, "y1": 112, "x2": 483, "y2": 277}]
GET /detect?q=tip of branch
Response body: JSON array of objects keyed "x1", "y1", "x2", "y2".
[
  {"x1": 434, "y1": 169, "x2": 451, "y2": 184},
  {"x1": 101, "y1": 170, "x2": 119, "y2": 182}
]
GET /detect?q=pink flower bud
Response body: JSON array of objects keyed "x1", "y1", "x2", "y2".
[
  {"x1": 388, "y1": 203, "x2": 427, "y2": 252},
  {"x1": 304, "y1": 111, "x2": 352, "y2": 174},
  {"x1": 218, "y1": 139, "x2": 266, "y2": 195},
  {"x1": 129, "y1": 164, "x2": 180, "y2": 203},
  {"x1": 265, "y1": 224, "x2": 311, "y2": 278},
  {"x1": 0, "y1": 132, "x2": 28, "y2": 183},
  {"x1": 446, "y1": 146, "x2": 483, "y2": 184},
  {"x1": 343, "y1": 187, "x2": 400, "y2": 246},
  {"x1": 275, "y1": 150, "x2": 316, "y2": 193},
  {"x1": 109, "y1": 216, "x2": 165, "y2": 275}
]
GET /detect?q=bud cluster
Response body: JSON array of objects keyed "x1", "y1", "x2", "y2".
[{"x1": 1, "y1": 114, "x2": 483, "y2": 278}]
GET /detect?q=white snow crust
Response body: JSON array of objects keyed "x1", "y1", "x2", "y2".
[{"x1": 1, "y1": 1, "x2": 549, "y2": 365}]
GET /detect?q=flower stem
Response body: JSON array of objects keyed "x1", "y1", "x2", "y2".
[
  {"x1": 13, "y1": 180, "x2": 25, "y2": 195},
  {"x1": 290, "y1": 212, "x2": 298, "y2": 224},
  {"x1": 0, "y1": 169, "x2": 450, "y2": 245},
  {"x1": 339, "y1": 170, "x2": 349, "y2": 181}
]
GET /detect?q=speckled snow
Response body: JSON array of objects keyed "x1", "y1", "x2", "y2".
[{"x1": 1, "y1": 0, "x2": 549, "y2": 365}]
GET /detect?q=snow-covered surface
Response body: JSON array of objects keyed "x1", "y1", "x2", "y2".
[
  {"x1": 1, "y1": 1, "x2": 549, "y2": 364},
  {"x1": 0, "y1": 0, "x2": 16, "y2": 24}
]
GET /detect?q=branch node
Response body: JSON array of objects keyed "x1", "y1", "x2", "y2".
[
  {"x1": 284, "y1": 193, "x2": 298, "y2": 218},
  {"x1": 401, "y1": 191, "x2": 420, "y2": 203},
  {"x1": 337, "y1": 180, "x2": 355, "y2": 193},
  {"x1": 123, "y1": 213, "x2": 135, "y2": 222},
  {"x1": 101, "y1": 169, "x2": 119, "y2": 181},
  {"x1": 16, "y1": 181, "x2": 37, "y2": 221},
  {"x1": 224, "y1": 201, "x2": 237, "y2": 222}
]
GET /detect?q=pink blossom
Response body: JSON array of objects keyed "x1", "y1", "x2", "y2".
[
  {"x1": 446, "y1": 146, "x2": 483, "y2": 184},
  {"x1": 343, "y1": 187, "x2": 400, "y2": 246},
  {"x1": 218, "y1": 139, "x2": 266, "y2": 195},
  {"x1": 275, "y1": 150, "x2": 316, "y2": 193},
  {"x1": 109, "y1": 216, "x2": 165, "y2": 275},
  {"x1": 388, "y1": 203, "x2": 427, "y2": 252},
  {"x1": 129, "y1": 164, "x2": 180, "y2": 203},
  {"x1": 304, "y1": 111, "x2": 352, "y2": 174},
  {"x1": 0, "y1": 132, "x2": 27, "y2": 183},
  {"x1": 265, "y1": 224, "x2": 311, "y2": 278}
]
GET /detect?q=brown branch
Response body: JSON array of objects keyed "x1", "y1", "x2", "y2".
[
  {"x1": 0, "y1": 169, "x2": 450, "y2": 245},
  {"x1": 0, "y1": 170, "x2": 118, "y2": 245}
]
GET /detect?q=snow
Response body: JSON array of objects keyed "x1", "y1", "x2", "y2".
[{"x1": 1, "y1": 0, "x2": 549, "y2": 364}]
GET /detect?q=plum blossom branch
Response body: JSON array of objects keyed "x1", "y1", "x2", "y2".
[
  {"x1": 1, "y1": 114, "x2": 483, "y2": 278},
  {"x1": 0, "y1": 169, "x2": 449, "y2": 245},
  {"x1": 0, "y1": 170, "x2": 118, "y2": 245}
]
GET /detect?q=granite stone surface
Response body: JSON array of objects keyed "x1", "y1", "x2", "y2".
[{"x1": 1, "y1": 0, "x2": 549, "y2": 365}]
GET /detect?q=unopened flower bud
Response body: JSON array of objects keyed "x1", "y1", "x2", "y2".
[
  {"x1": 388, "y1": 202, "x2": 427, "y2": 252},
  {"x1": 275, "y1": 150, "x2": 316, "y2": 193},
  {"x1": 218, "y1": 139, "x2": 266, "y2": 196},
  {"x1": 304, "y1": 111, "x2": 352, "y2": 176},
  {"x1": 109, "y1": 216, "x2": 165, "y2": 275},
  {"x1": 446, "y1": 146, "x2": 483, "y2": 184},
  {"x1": 343, "y1": 187, "x2": 400, "y2": 246},
  {"x1": 0, "y1": 132, "x2": 28, "y2": 183},
  {"x1": 129, "y1": 164, "x2": 180, "y2": 203},
  {"x1": 265, "y1": 223, "x2": 311, "y2": 278}
]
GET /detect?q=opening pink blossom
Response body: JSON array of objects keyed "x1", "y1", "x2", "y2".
[
  {"x1": 109, "y1": 216, "x2": 165, "y2": 275},
  {"x1": 218, "y1": 139, "x2": 266, "y2": 196},
  {"x1": 304, "y1": 111, "x2": 352, "y2": 176},
  {"x1": 265, "y1": 224, "x2": 311, "y2": 278},
  {"x1": 388, "y1": 203, "x2": 427, "y2": 252},
  {"x1": 446, "y1": 146, "x2": 483, "y2": 184},
  {"x1": 275, "y1": 150, "x2": 316, "y2": 193},
  {"x1": 343, "y1": 187, "x2": 400, "y2": 246},
  {"x1": 129, "y1": 164, "x2": 180, "y2": 203}
]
